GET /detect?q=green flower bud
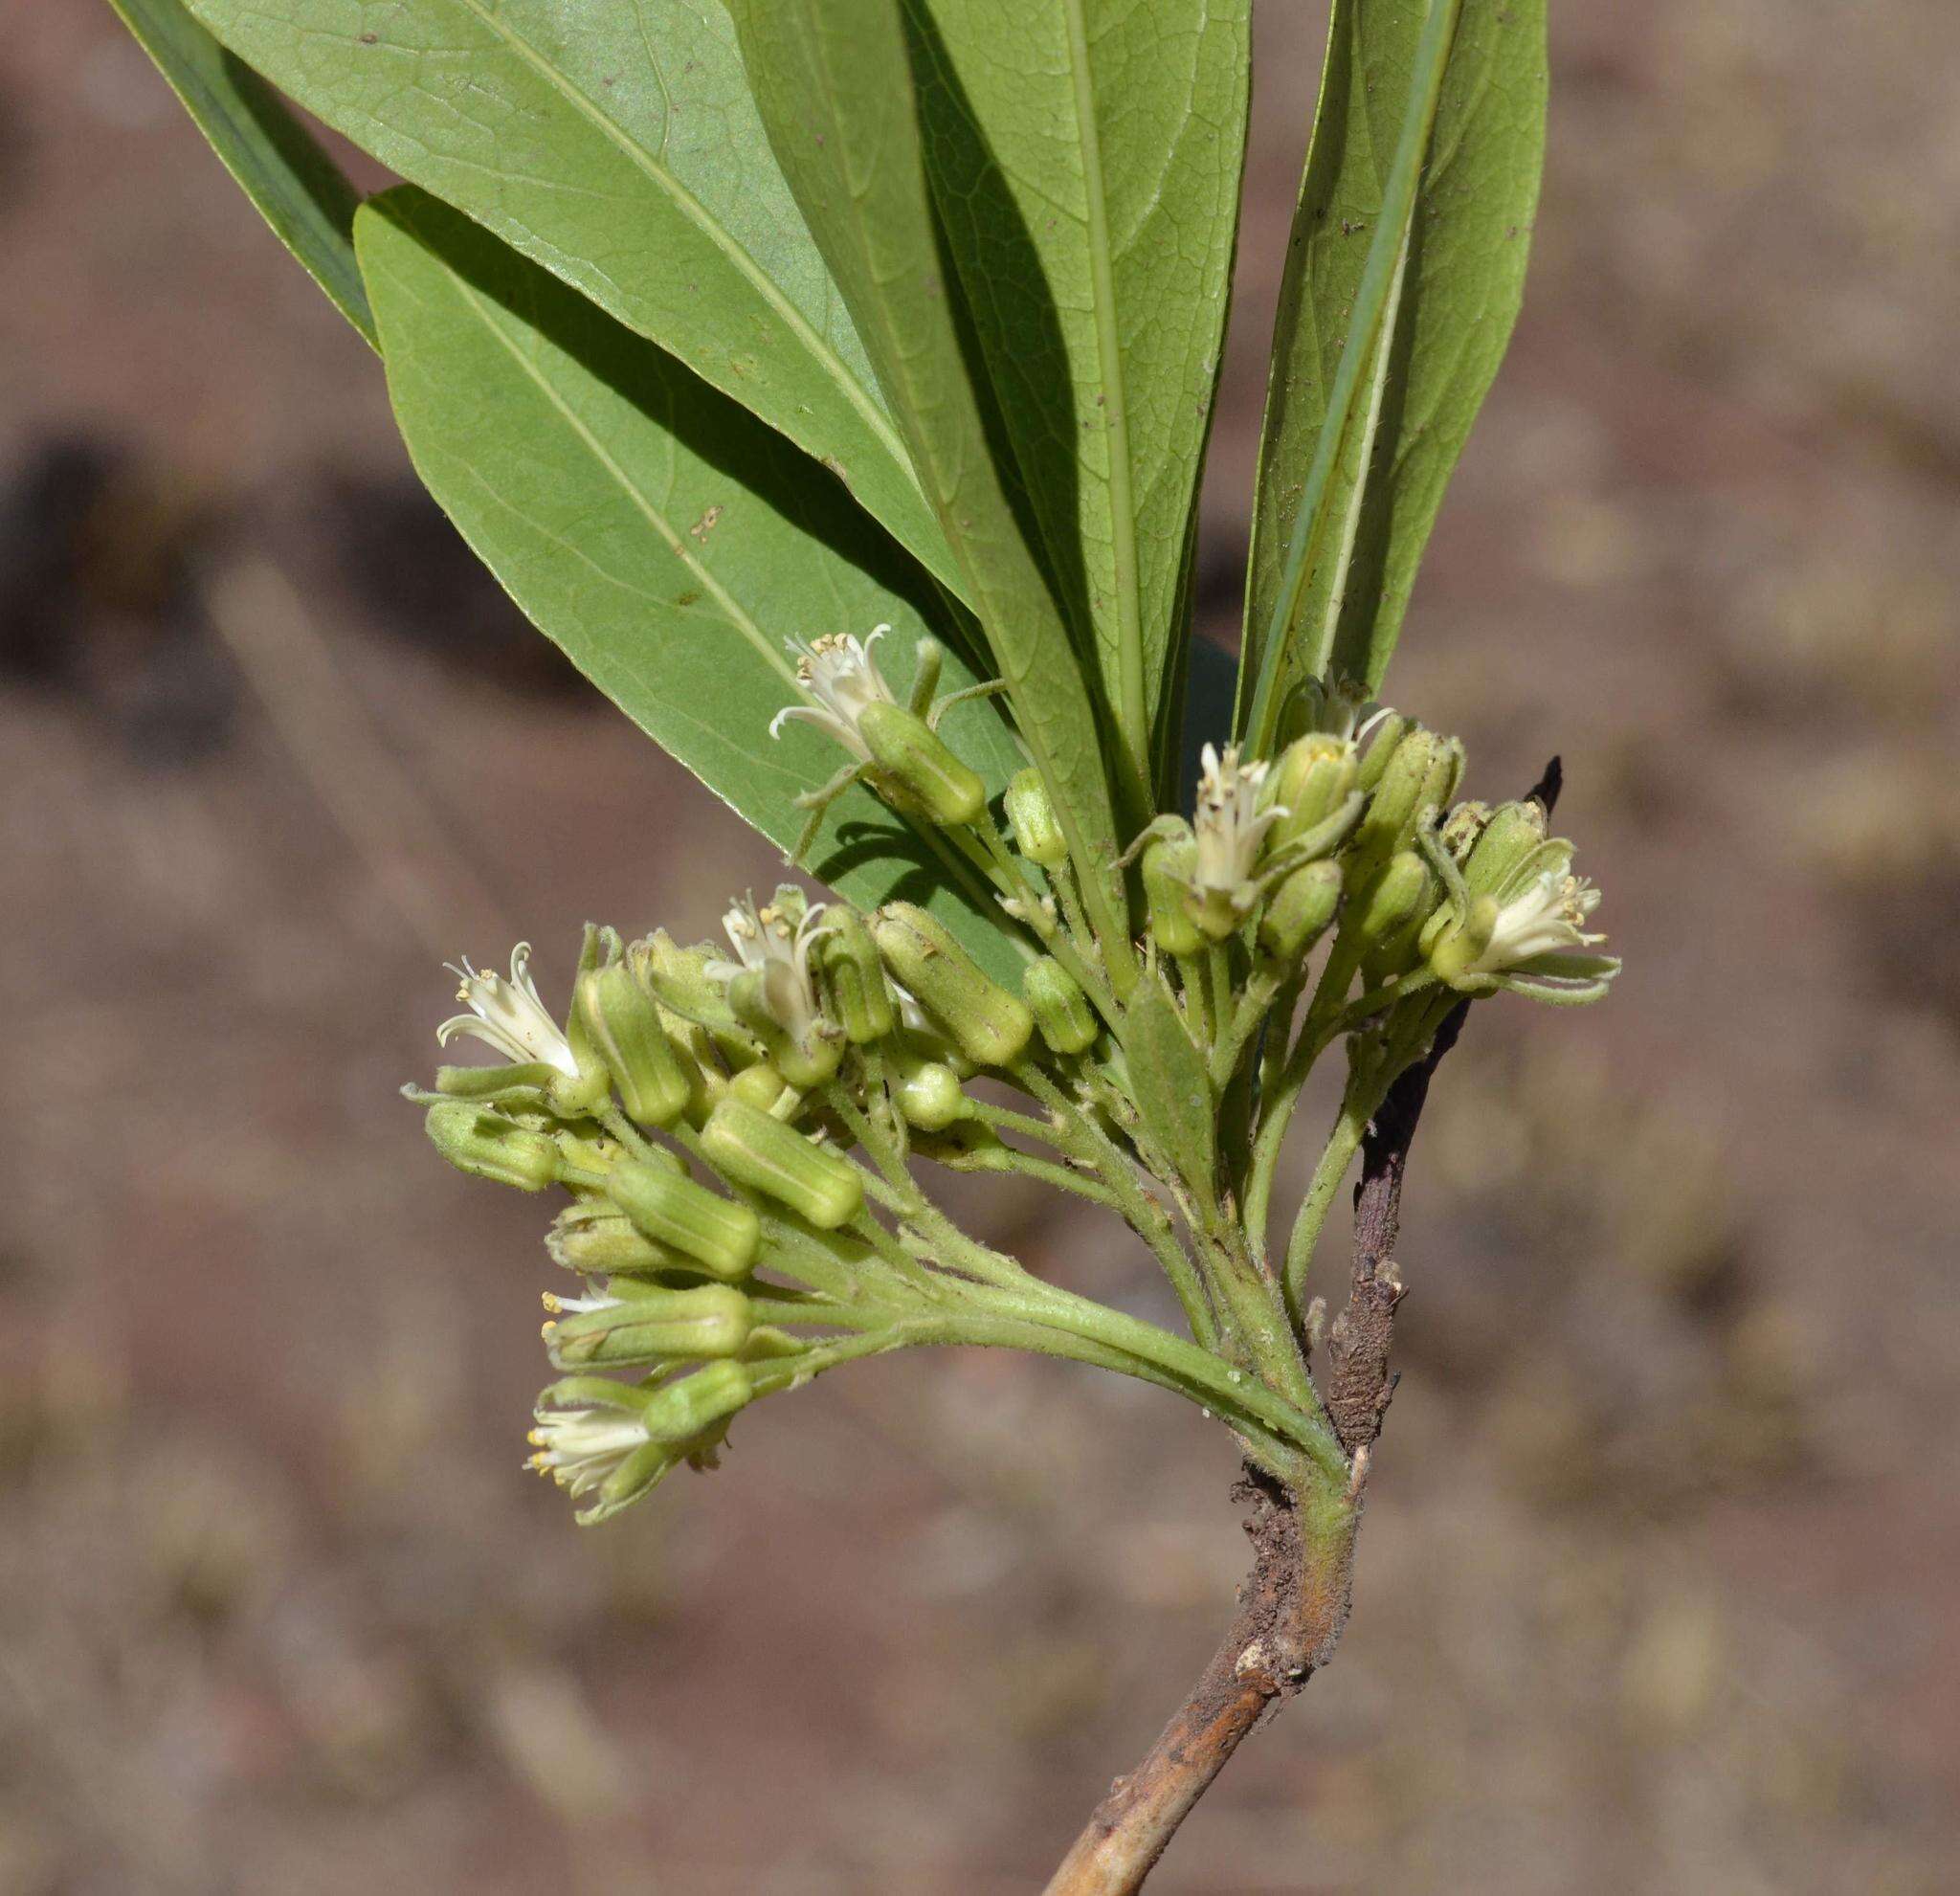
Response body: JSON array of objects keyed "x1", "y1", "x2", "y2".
[
  {"x1": 1352, "y1": 727, "x2": 1441, "y2": 864},
  {"x1": 1354, "y1": 712, "x2": 1410, "y2": 791},
  {"x1": 1426, "y1": 895, "x2": 1501, "y2": 989},
  {"x1": 726, "y1": 1060, "x2": 790, "y2": 1113},
  {"x1": 1022, "y1": 956, "x2": 1098, "y2": 1056},
  {"x1": 1462, "y1": 798, "x2": 1549, "y2": 899},
  {"x1": 701, "y1": 1098, "x2": 864, "y2": 1229},
  {"x1": 1438, "y1": 800, "x2": 1490, "y2": 863},
  {"x1": 888, "y1": 1048, "x2": 967, "y2": 1130},
  {"x1": 607, "y1": 1157, "x2": 759, "y2": 1280},
  {"x1": 1142, "y1": 835, "x2": 1204, "y2": 957},
  {"x1": 543, "y1": 1283, "x2": 752, "y2": 1368},
  {"x1": 1347, "y1": 850, "x2": 1431, "y2": 951},
  {"x1": 1004, "y1": 768, "x2": 1068, "y2": 866},
  {"x1": 1268, "y1": 735, "x2": 1358, "y2": 853},
  {"x1": 638, "y1": 1361, "x2": 754, "y2": 1444},
  {"x1": 573, "y1": 961, "x2": 694, "y2": 1128},
  {"x1": 857, "y1": 701, "x2": 986, "y2": 828},
  {"x1": 434, "y1": 1061, "x2": 560, "y2": 1103},
  {"x1": 725, "y1": 969, "x2": 843, "y2": 1089},
  {"x1": 1258, "y1": 859, "x2": 1344, "y2": 963},
  {"x1": 546, "y1": 1201, "x2": 690, "y2": 1276},
  {"x1": 1418, "y1": 735, "x2": 1466, "y2": 825},
  {"x1": 629, "y1": 931, "x2": 741, "y2": 1035},
  {"x1": 816, "y1": 906, "x2": 897, "y2": 1045},
  {"x1": 872, "y1": 903, "x2": 1034, "y2": 1068},
  {"x1": 423, "y1": 1102, "x2": 560, "y2": 1192}
]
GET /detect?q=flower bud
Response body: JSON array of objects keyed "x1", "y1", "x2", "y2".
[
  {"x1": 543, "y1": 1283, "x2": 752, "y2": 1368},
  {"x1": 546, "y1": 1201, "x2": 690, "y2": 1276},
  {"x1": 629, "y1": 931, "x2": 740, "y2": 1034},
  {"x1": 573, "y1": 961, "x2": 695, "y2": 1127},
  {"x1": 1022, "y1": 956, "x2": 1098, "y2": 1056},
  {"x1": 607, "y1": 1156, "x2": 759, "y2": 1279},
  {"x1": 1462, "y1": 798, "x2": 1548, "y2": 899},
  {"x1": 857, "y1": 701, "x2": 986, "y2": 828},
  {"x1": 1426, "y1": 895, "x2": 1501, "y2": 989},
  {"x1": 1346, "y1": 850, "x2": 1431, "y2": 951},
  {"x1": 889, "y1": 1048, "x2": 967, "y2": 1130},
  {"x1": 434, "y1": 1060, "x2": 561, "y2": 1103},
  {"x1": 1438, "y1": 800, "x2": 1490, "y2": 863},
  {"x1": 701, "y1": 1098, "x2": 864, "y2": 1229},
  {"x1": 726, "y1": 1060, "x2": 790, "y2": 1113},
  {"x1": 1004, "y1": 768, "x2": 1068, "y2": 866},
  {"x1": 872, "y1": 903, "x2": 1034, "y2": 1068},
  {"x1": 1418, "y1": 735, "x2": 1466, "y2": 824},
  {"x1": 1268, "y1": 735, "x2": 1358, "y2": 853},
  {"x1": 1354, "y1": 712, "x2": 1410, "y2": 791},
  {"x1": 638, "y1": 1361, "x2": 754, "y2": 1444},
  {"x1": 1258, "y1": 859, "x2": 1344, "y2": 963},
  {"x1": 816, "y1": 906, "x2": 897, "y2": 1044},
  {"x1": 725, "y1": 970, "x2": 843, "y2": 1088},
  {"x1": 423, "y1": 1102, "x2": 560, "y2": 1191},
  {"x1": 1142, "y1": 835, "x2": 1204, "y2": 957},
  {"x1": 1352, "y1": 727, "x2": 1441, "y2": 864}
]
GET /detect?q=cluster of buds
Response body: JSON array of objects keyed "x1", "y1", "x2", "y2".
[
  {"x1": 1136, "y1": 695, "x2": 1618, "y2": 1010},
  {"x1": 412, "y1": 857, "x2": 1116, "y2": 1520}
]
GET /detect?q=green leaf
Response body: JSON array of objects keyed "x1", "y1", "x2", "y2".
[
  {"x1": 108, "y1": 0, "x2": 375, "y2": 346},
  {"x1": 184, "y1": 0, "x2": 959, "y2": 596},
  {"x1": 1122, "y1": 970, "x2": 1215, "y2": 1194},
  {"x1": 1241, "y1": 0, "x2": 1547, "y2": 735},
  {"x1": 730, "y1": 0, "x2": 1133, "y2": 968},
  {"x1": 355, "y1": 187, "x2": 1025, "y2": 979},
  {"x1": 902, "y1": 0, "x2": 1249, "y2": 802}
]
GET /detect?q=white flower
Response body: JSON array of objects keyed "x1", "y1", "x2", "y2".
[
  {"x1": 1471, "y1": 865, "x2": 1606, "y2": 977},
  {"x1": 1192, "y1": 743, "x2": 1284, "y2": 897},
  {"x1": 768, "y1": 625, "x2": 896, "y2": 760},
  {"x1": 704, "y1": 892, "x2": 831, "y2": 1044},
  {"x1": 438, "y1": 944, "x2": 579, "y2": 1076},
  {"x1": 526, "y1": 1404, "x2": 649, "y2": 1498}
]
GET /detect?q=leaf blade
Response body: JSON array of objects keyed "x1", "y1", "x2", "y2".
[
  {"x1": 109, "y1": 0, "x2": 375, "y2": 346},
  {"x1": 355, "y1": 186, "x2": 1024, "y2": 977},
  {"x1": 1242, "y1": 0, "x2": 1548, "y2": 733},
  {"x1": 185, "y1": 0, "x2": 960, "y2": 594},
  {"x1": 731, "y1": 0, "x2": 1135, "y2": 963}
]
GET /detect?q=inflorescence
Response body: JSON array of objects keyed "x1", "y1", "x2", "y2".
[{"x1": 411, "y1": 629, "x2": 1618, "y2": 1522}]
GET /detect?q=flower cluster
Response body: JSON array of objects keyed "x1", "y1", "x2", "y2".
[{"x1": 411, "y1": 625, "x2": 1617, "y2": 1526}]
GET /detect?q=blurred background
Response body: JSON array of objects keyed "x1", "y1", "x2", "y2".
[{"x1": 4, "y1": 5, "x2": 1958, "y2": 1891}]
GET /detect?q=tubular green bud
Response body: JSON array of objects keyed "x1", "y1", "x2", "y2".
[
  {"x1": 726, "y1": 1060, "x2": 790, "y2": 1113},
  {"x1": 1268, "y1": 735, "x2": 1358, "y2": 852},
  {"x1": 1348, "y1": 850, "x2": 1431, "y2": 950},
  {"x1": 701, "y1": 1098, "x2": 864, "y2": 1229},
  {"x1": 858, "y1": 701, "x2": 986, "y2": 828},
  {"x1": 1004, "y1": 768, "x2": 1068, "y2": 866},
  {"x1": 872, "y1": 903, "x2": 1034, "y2": 1068},
  {"x1": 628, "y1": 931, "x2": 741, "y2": 1035},
  {"x1": 423, "y1": 1102, "x2": 560, "y2": 1192},
  {"x1": 434, "y1": 1060, "x2": 560, "y2": 1102},
  {"x1": 1022, "y1": 956, "x2": 1098, "y2": 1056},
  {"x1": 1463, "y1": 799, "x2": 1549, "y2": 899},
  {"x1": 1418, "y1": 736, "x2": 1466, "y2": 825},
  {"x1": 1426, "y1": 895, "x2": 1502, "y2": 989},
  {"x1": 543, "y1": 1283, "x2": 752, "y2": 1368},
  {"x1": 638, "y1": 1361, "x2": 754, "y2": 1444},
  {"x1": 1142, "y1": 836, "x2": 1204, "y2": 957},
  {"x1": 1353, "y1": 727, "x2": 1441, "y2": 863},
  {"x1": 574, "y1": 961, "x2": 694, "y2": 1127},
  {"x1": 1439, "y1": 800, "x2": 1491, "y2": 864},
  {"x1": 1258, "y1": 859, "x2": 1344, "y2": 963},
  {"x1": 817, "y1": 906, "x2": 897, "y2": 1045},
  {"x1": 546, "y1": 1202, "x2": 690, "y2": 1276},
  {"x1": 1355, "y1": 712, "x2": 1410, "y2": 791},
  {"x1": 607, "y1": 1157, "x2": 759, "y2": 1280},
  {"x1": 889, "y1": 1048, "x2": 966, "y2": 1131}
]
